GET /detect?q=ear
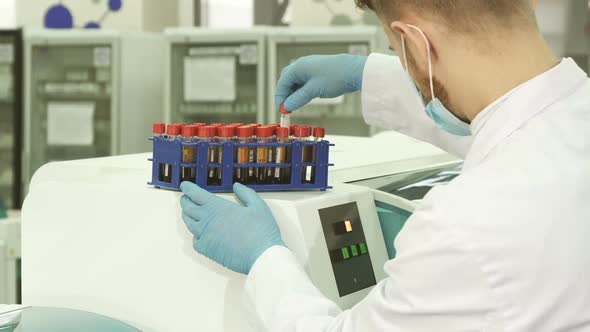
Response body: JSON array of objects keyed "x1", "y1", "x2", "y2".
[{"x1": 390, "y1": 21, "x2": 434, "y2": 73}]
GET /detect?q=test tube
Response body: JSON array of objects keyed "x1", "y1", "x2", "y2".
[
  {"x1": 310, "y1": 127, "x2": 325, "y2": 184},
  {"x1": 294, "y1": 126, "x2": 312, "y2": 184},
  {"x1": 217, "y1": 126, "x2": 237, "y2": 183},
  {"x1": 152, "y1": 122, "x2": 165, "y2": 138},
  {"x1": 198, "y1": 126, "x2": 220, "y2": 186},
  {"x1": 255, "y1": 126, "x2": 275, "y2": 185},
  {"x1": 158, "y1": 124, "x2": 181, "y2": 183},
  {"x1": 181, "y1": 125, "x2": 198, "y2": 183},
  {"x1": 235, "y1": 126, "x2": 256, "y2": 184},
  {"x1": 289, "y1": 125, "x2": 299, "y2": 138},
  {"x1": 273, "y1": 127, "x2": 291, "y2": 184},
  {"x1": 280, "y1": 103, "x2": 291, "y2": 129},
  {"x1": 166, "y1": 124, "x2": 181, "y2": 140}
]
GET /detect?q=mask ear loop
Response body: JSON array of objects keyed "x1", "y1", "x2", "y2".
[{"x1": 404, "y1": 24, "x2": 435, "y2": 100}]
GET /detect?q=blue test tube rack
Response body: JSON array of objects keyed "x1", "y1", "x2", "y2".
[{"x1": 148, "y1": 136, "x2": 334, "y2": 192}]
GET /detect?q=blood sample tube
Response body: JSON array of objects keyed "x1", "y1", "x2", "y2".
[
  {"x1": 166, "y1": 124, "x2": 181, "y2": 140},
  {"x1": 294, "y1": 126, "x2": 312, "y2": 184},
  {"x1": 159, "y1": 124, "x2": 181, "y2": 183},
  {"x1": 310, "y1": 127, "x2": 325, "y2": 184},
  {"x1": 273, "y1": 127, "x2": 291, "y2": 184},
  {"x1": 235, "y1": 126, "x2": 256, "y2": 184},
  {"x1": 181, "y1": 125, "x2": 198, "y2": 183},
  {"x1": 289, "y1": 124, "x2": 299, "y2": 138},
  {"x1": 198, "y1": 126, "x2": 220, "y2": 186},
  {"x1": 153, "y1": 122, "x2": 165, "y2": 138},
  {"x1": 217, "y1": 126, "x2": 237, "y2": 183},
  {"x1": 255, "y1": 126, "x2": 275, "y2": 184}
]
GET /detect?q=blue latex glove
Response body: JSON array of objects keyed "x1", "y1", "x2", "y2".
[
  {"x1": 180, "y1": 182, "x2": 286, "y2": 275},
  {"x1": 275, "y1": 54, "x2": 368, "y2": 112}
]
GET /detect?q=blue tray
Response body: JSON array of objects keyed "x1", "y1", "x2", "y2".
[{"x1": 148, "y1": 136, "x2": 333, "y2": 192}]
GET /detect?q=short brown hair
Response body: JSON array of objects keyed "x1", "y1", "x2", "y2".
[{"x1": 355, "y1": 0, "x2": 534, "y2": 32}]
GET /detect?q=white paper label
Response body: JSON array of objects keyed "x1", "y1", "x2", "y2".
[
  {"x1": 0, "y1": 44, "x2": 14, "y2": 64},
  {"x1": 47, "y1": 102, "x2": 95, "y2": 146},
  {"x1": 94, "y1": 47, "x2": 111, "y2": 67},
  {"x1": 239, "y1": 44, "x2": 258, "y2": 65}
]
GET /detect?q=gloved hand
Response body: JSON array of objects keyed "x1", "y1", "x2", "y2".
[
  {"x1": 275, "y1": 54, "x2": 368, "y2": 112},
  {"x1": 180, "y1": 182, "x2": 286, "y2": 275}
]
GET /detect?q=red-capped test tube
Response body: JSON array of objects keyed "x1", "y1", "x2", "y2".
[
  {"x1": 310, "y1": 127, "x2": 326, "y2": 184},
  {"x1": 294, "y1": 126, "x2": 312, "y2": 184},
  {"x1": 181, "y1": 125, "x2": 198, "y2": 183},
  {"x1": 158, "y1": 124, "x2": 181, "y2": 183},
  {"x1": 167, "y1": 124, "x2": 181, "y2": 140},
  {"x1": 217, "y1": 126, "x2": 237, "y2": 183},
  {"x1": 274, "y1": 127, "x2": 291, "y2": 184},
  {"x1": 280, "y1": 103, "x2": 290, "y2": 129},
  {"x1": 255, "y1": 126, "x2": 275, "y2": 184},
  {"x1": 235, "y1": 126, "x2": 256, "y2": 184},
  {"x1": 198, "y1": 126, "x2": 220, "y2": 186},
  {"x1": 153, "y1": 122, "x2": 165, "y2": 138}
]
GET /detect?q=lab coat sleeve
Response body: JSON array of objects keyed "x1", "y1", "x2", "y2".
[
  {"x1": 361, "y1": 53, "x2": 473, "y2": 158},
  {"x1": 244, "y1": 189, "x2": 495, "y2": 332}
]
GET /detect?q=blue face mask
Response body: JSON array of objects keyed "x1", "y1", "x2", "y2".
[{"x1": 401, "y1": 25, "x2": 472, "y2": 136}]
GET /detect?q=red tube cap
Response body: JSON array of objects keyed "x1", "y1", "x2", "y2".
[
  {"x1": 198, "y1": 125, "x2": 218, "y2": 138},
  {"x1": 182, "y1": 125, "x2": 197, "y2": 137},
  {"x1": 294, "y1": 125, "x2": 311, "y2": 138},
  {"x1": 153, "y1": 122, "x2": 165, "y2": 134},
  {"x1": 218, "y1": 126, "x2": 236, "y2": 138},
  {"x1": 210, "y1": 123, "x2": 225, "y2": 127},
  {"x1": 276, "y1": 127, "x2": 289, "y2": 138},
  {"x1": 280, "y1": 103, "x2": 290, "y2": 114},
  {"x1": 227, "y1": 123, "x2": 244, "y2": 128},
  {"x1": 289, "y1": 124, "x2": 299, "y2": 135},
  {"x1": 313, "y1": 127, "x2": 325, "y2": 138},
  {"x1": 236, "y1": 126, "x2": 255, "y2": 138},
  {"x1": 256, "y1": 125, "x2": 275, "y2": 138},
  {"x1": 193, "y1": 123, "x2": 206, "y2": 128},
  {"x1": 167, "y1": 124, "x2": 181, "y2": 136}
]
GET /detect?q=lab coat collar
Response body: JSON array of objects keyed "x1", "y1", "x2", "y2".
[{"x1": 464, "y1": 58, "x2": 588, "y2": 169}]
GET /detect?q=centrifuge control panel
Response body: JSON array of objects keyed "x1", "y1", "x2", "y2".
[{"x1": 319, "y1": 202, "x2": 377, "y2": 297}]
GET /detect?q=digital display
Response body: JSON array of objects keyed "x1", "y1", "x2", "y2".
[
  {"x1": 332, "y1": 219, "x2": 353, "y2": 235},
  {"x1": 319, "y1": 202, "x2": 376, "y2": 297}
]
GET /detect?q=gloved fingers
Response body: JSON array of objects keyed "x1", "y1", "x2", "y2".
[
  {"x1": 182, "y1": 212, "x2": 207, "y2": 239},
  {"x1": 180, "y1": 181, "x2": 216, "y2": 206},
  {"x1": 233, "y1": 183, "x2": 265, "y2": 208},
  {"x1": 275, "y1": 64, "x2": 303, "y2": 111},
  {"x1": 180, "y1": 196, "x2": 207, "y2": 220},
  {"x1": 283, "y1": 80, "x2": 318, "y2": 112}
]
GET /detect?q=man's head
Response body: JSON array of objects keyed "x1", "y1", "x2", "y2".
[{"x1": 355, "y1": 0, "x2": 546, "y2": 122}]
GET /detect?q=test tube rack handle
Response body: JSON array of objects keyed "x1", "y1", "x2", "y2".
[{"x1": 148, "y1": 136, "x2": 333, "y2": 192}]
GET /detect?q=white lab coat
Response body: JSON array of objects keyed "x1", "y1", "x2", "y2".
[{"x1": 245, "y1": 54, "x2": 590, "y2": 331}]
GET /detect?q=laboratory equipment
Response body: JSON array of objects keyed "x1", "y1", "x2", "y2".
[
  {"x1": 22, "y1": 152, "x2": 424, "y2": 332},
  {"x1": 0, "y1": 211, "x2": 21, "y2": 304},
  {"x1": 164, "y1": 28, "x2": 267, "y2": 126},
  {"x1": 0, "y1": 29, "x2": 23, "y2": 209},
  {"x1": 23, "y1": 29, "x2": 165, "y2": 194},
  {"x1": 267, "y1": 27, "x2": 378, "y2": 136},
  {"x1": 149, "y1": 122, "x2": 333, "y2": 191}
]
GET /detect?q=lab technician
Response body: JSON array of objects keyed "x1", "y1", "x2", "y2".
[{"x1": 180, "y1": 0, "x2": 590, "y2": 330}]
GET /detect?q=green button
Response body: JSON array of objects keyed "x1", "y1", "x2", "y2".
[
  {"x1": 350, "y1": 244, "x2": 359, "y2": 257},
  {"x1": 359, "y1": 243, "x2": 368, "y2": 255},
  {"x1": 341, "y1": 247, "x2": 350, "y2": 260}
]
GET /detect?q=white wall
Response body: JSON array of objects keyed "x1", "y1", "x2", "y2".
[{"x1": 0, "y1": 0, "x2": 17, "y2": 29}]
